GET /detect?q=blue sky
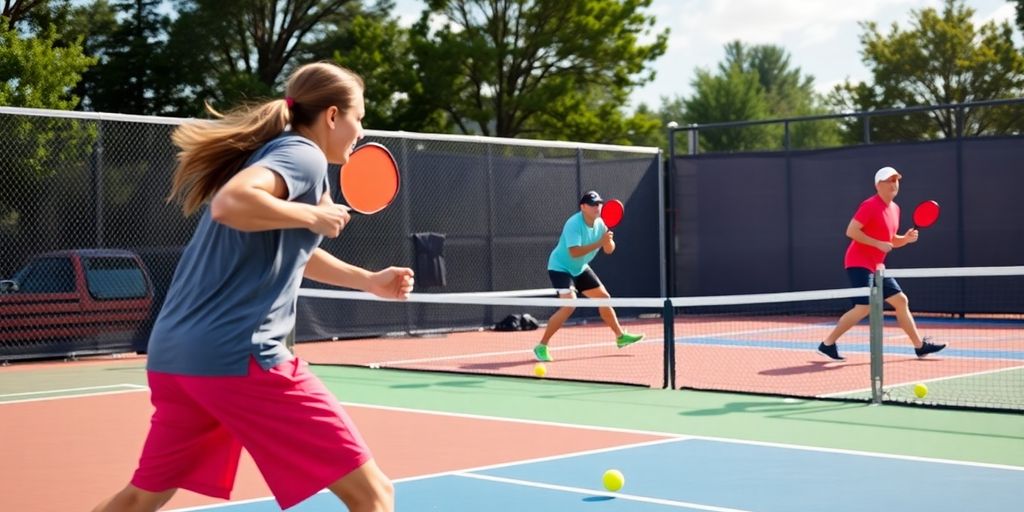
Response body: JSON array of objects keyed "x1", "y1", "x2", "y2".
[{"x1": 391, "y1": 0, "x2": 1021, "y2": 109}]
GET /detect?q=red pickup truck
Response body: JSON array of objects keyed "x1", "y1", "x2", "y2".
[{"x1": 0, "y1": 249, "x2": 154, "y2": 360}]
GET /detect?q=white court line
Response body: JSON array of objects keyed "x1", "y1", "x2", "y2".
[
  {"x1": 0, "y1": 388, "x2": 148, "y2": 404},
  {"x1": 679, "y1": 323, "x2": 829, "y2": 339},
  {"x1": 166, "y1": 437, "x2": 686, "y2": 511},
  {"x1": 820, "y1": 364, "x2": 1024, "y2": 398},
  {"x1": 367, "y1": 338, "x2": 663, "y2": 367},
  {"x1": 0, "y1": 384, "x2": 148, "y2": 404},
  {"x1": 367, "y1": 322, "x2": 829, "y2": 367},
  {"x1": 166, "y1": 399, "x2": 1024, "y2": 511},
  {"x1": 337, "y1": 402, "x2": 1024, "y2": 472},
  {"x1": 367, "y1": 320, "x2": 1020, "y2": 367},
  {"x1": 455, "y1": 472, "x2": 752, "y2": 512},
  {"x1": 0, "y1": 383, "x2": 145, "y2": 398}
]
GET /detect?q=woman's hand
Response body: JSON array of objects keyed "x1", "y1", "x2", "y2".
[
  {"x1": 366, "y1": 267, "x2": 415, "y2": 300},
  {"x1": 309, "y1": 192, "x2": 351, "y2": 238}
]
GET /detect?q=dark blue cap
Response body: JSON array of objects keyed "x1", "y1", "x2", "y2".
[{"x1": 579, "y1": 190, "x2": 604, "y2": 205}]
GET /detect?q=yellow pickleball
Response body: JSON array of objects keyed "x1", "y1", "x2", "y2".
[
  {"x1": 913, "y1": 383, "x2": 928, "y2": 398},
  {"x1": 602, "y1": 469, "x2": 624, "y2": 492},
  {"x1": 533, "y1": 363, "x2": 547, "y2": 377}
]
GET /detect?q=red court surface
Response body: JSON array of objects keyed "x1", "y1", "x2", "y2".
[
  {"x1": 297, "y1": 319, "x2": 668, "y2": 387},
  {"x1": 298, "y1": 316, "x2": 1023, "y2": 397},
  {"x1": 0, "y1": 389, "x2": 669, "y2": 510},
  {"x1": 675, "y1": 346, "x2": 1024, "y2": 395}
]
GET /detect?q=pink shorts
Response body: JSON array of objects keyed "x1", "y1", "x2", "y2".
[{"x1": 131, "y1": 357, "x2": 372, "y2": 509}]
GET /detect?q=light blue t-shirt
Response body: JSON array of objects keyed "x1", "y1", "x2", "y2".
[
  {"x1": 146, "y1": 133, "x2": 328, "y2": 376},
  {"x1": 547, "y1": 212, "x2": 607, "y2": 277}
]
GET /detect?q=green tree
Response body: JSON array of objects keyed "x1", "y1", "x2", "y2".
[
  {"x1": 1015, "y1": 0, "x2": 1024, "y2": 45},
  {"x1": 164, "y1": 0, "x2": 356, "y2": 113},
  {"x1": 528, "y1": 85, "x2": 662, "y2": 145},
  {"x1": 830, "y1": 0, "x2": 1024, "y2": 142},
  {"x1": 2, "y1": 0, "x2": 54, "y2": 28},
  {"x1": 678, "y1": 41, "x2": 839, "y2": 152},
  {"x1": 721, "y1": 42, "x2": 841, "y2": 150},
  {"x1": 67, "y1": 0, "x2": 175, "y2": 114},
  {"x1": 681, "y1": 64, "x2": 776, "y2": 152},
  {"x1": 722, "y1": 42, "x2": 813, "y2": 116},
  {"x1": 0, "y1": 20, "x2": 93, "y2": 108},
  {"x1": 1, "y1": 13, "x2": 97, "y2": 272},
  {"x1": 623, "y1": 103, "x2": 664, "y2": 148},
  {"x1": 305, "y1": 4, "x2": 448, "y2": 132},
  {"x1": 408, "y1": 0, "x2": 667, "y2": 140}
]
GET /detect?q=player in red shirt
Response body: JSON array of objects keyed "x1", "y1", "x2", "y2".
[{"x1": 817, "y1": 167, "x2": 947, "y2": 361}]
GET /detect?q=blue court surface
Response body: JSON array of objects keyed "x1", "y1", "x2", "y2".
[{"x1": 175, "y1": 437, "x2": 1024, "y2": 511}]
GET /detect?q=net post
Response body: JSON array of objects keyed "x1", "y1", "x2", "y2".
[
  {"x1": 869, "y1": 269, "x2": 885, "y2": 404},
  {"x1": 663, "y1": 298, "x2": 675, "y2": 389}
]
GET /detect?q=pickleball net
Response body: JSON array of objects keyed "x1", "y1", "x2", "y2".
[{"x1": 294, "y1": 266, "x2": 1023, "y2": 411}]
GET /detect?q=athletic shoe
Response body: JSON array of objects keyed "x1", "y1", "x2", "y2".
[
  {"x1": 616, "y1": 332, "x2": 644, "y2": 348},
  {"x1": 915, "y1": 337, "x2": 947, "y2": 358},
  {"x1": 533, "y1": 344, "x2": 553, "y2": 362},
  {"x1": 817, "y1": 342, "x2": 846, "y2": 361}
]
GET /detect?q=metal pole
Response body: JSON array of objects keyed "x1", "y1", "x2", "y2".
[
  {"x1": 575, "y1": 147, "x2": 583, "y2": 200},
  {"x1": 955, "y1": 106, "x2": 965, "y2": 269},
  {"x1": 784, "y1": 122, "x2": 794, "y2": 291},
  {"x1": 663, "y1": 298, "x2": 675, "y2": 389},
  {"x1": 485, "y1": 144, "x2": 495, "y2": 324},
  {"x1": 656, "y1": 149, "x2": 667, "y2": 298},
  {"x1": 869, "y1": 269, "x2": 885, "y2": 404},
  {"x1": 666, "y1": 123, "x2": 677, "y2": 297},
  {"x1": 401, "y1": 138, "x2": 416, "y2": 333},
  {"x1": 94, "y1": 122, "x2": 105, "y2": 247}
]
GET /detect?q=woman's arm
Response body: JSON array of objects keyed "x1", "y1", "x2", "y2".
[
  {"x1": 209, "y1": 166, "x2": 349, "y2": 237},
  {"x1": 303, "y1": 248, "x2": 374, "y2": 289},
  {"x1": 304, "y1": 248, "x2": 415, "y2": 299}
]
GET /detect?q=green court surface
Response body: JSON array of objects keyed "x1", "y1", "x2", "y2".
[
  {"x1": 309, "y1": 365, "x2": 1024, "y2": 467},
  {"x1": 3, "y1": 359, "x2": 1022, "y2": 469},
  {"x1": 832, "y1": 367, "x2": 1024, "y2": 408}
]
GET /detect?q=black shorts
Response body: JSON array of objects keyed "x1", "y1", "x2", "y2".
[
  {"x1": 846, "y1": 267, "x2": 903, "y2": 305},
  {"x1": 548, "y1": 268, "x2": 603, "y2": 295}
]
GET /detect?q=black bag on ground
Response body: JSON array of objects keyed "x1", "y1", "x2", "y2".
[
  {"x1": 519, "y1": 313, "x2": 539, "y2": 330},
  {"x1": 494, "y1": 314, "x2": 521, "y2": 331},
  {"x1": 493, "y1": 313, "x2": 539, "y2": 331}
]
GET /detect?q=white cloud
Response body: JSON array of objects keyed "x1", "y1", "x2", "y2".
[
  {"x1": 976, "y1": 3, "x2": 1018, "y2": 31},
  {"x1": 632, "y1": 0, "x2": 956, "y2": 108},
  {"x1": 664, "y1": 0, "x2": 928, "y2": 49}
]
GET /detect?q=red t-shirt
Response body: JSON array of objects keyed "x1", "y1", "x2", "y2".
[{"x1": 844, "y1": 195, "x2": 900, "y2": 270}]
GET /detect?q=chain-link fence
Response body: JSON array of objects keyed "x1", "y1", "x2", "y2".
[{"x1": 0, "y1": 107, "x2": 662, "y2": 361}]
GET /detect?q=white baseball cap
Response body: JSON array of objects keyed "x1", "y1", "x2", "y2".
[{"x1": 874, "y1": 166, "x2": 902, "y2": 183}]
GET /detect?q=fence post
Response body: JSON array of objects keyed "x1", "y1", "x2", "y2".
[
  {"x1": 955, "y1": 105, "x2": 965, "y2": 270},
  {"x1": 664, "y1": 121, "x2": 678, "y2": 298},
  {"x1": 94, "y1": 121, "x2": 105, "y2": 247},
  {"x1": 869, "y1": 269, "x2": 885, "y2": 404},
  {"x1": 575, "y1": 147, "x2": 583, "y2": 200},
  {"x1": 657, "y1": 150, "x2": 668, "y2": 298},
  {"x1": 663, "y1": 298, "x2": 676, "y2": 389},
  {"x1": 485, "y1": 143, "x2": 495, "y2": 325}
]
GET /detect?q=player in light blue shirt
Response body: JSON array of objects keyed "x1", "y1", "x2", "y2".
[{"x1": 534, "y1": 191, "x2": 644, "y2": 362}]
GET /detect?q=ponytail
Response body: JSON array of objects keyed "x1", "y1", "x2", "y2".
[
  {"x1": 168, "y1": 99, "x2": 292, "y2": 215},
  {"x1": 167, "y1": 62, "x2": 363, "y2": 215}
]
